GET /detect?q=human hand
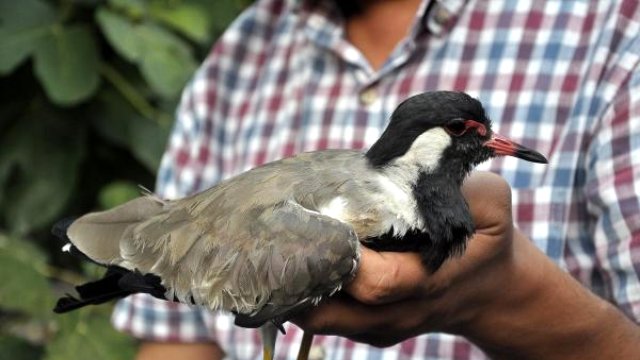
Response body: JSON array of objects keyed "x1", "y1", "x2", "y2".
[
  {"x1": 293, "y1": 171, "x2": 640, "y2": 359},
  {"x1": 293, "y1": 171, "x2": 519, "y2": 346}
]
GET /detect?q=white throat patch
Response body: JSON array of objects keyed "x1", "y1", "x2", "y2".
[
  {"x1": 391, "y1": 127, "x2": 451, "y2": 174},
  {"x1": 374, "y1": 127, "x2": 452, "y2": 235}
]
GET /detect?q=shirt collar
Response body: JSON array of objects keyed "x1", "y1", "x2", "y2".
[
  {"x1": 288, "y1": 0, "x2": 467, "y2": 36},
  {"x1": 292, "y1": 0, "x2": 468, "y2": 79},
  {"x1": 424, "y1": 0, "x2": 466, "y2": 36}
]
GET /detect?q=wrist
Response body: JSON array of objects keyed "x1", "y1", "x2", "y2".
[{"x1": 461, "y1": 231, "x2": 640, "y2": 359}]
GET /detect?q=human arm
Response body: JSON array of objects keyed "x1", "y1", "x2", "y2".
[
  {"x1": 293, "y1": 171, "x2": 640, "y2": 359},
  {"x1": 136, "y1": 342, "x2": 224, "y2": 360}
]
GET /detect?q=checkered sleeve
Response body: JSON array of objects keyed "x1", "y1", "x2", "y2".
[{"x1": 585, "y1": 66, "x2": 640, "y2": 322}]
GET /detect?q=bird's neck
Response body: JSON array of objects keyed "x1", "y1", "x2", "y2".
[
  {"x1": 376, "y1": 155, "x2": 473, "y2": 232},
  {"x1": 367, "y1": 127, "x2": 452, "y2": 172},
  {"x1": 374, "y1": 164, "x2": 475, "y2": 271},
  {"x1": 412, "y1": 169, "x2": 475, "y2": 270},
  {"x1": 376, "y1": 153, "x2": 472, "y2": 193}
]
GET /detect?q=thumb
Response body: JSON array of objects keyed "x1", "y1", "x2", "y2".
[{"x1": 345, "y1": 247, "x2": 428, "y2": 305}]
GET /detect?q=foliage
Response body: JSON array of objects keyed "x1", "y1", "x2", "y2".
[{"x1": 0, "y1": 0, "x2": 249, "y2": 358}]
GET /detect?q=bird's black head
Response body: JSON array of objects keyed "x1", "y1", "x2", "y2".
[{"x1": 366, "y1": 91, "x2": 547, "y2": 182}]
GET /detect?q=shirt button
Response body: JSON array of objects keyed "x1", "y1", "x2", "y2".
[
  {"x1": 308, "y1": 345, "x2": 325, "y2": 360},
  {"x1": 433, "y1": 5, "x2": 452, "y2": 25},
  {"x1": 359, "y1": 87, "x2": 378, "y2": 106}
]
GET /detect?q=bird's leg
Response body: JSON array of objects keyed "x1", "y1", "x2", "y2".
[
  {"x1": 260, "y1": 322, "x2": 279, "y2": 360},
  {"x1": 296, "y1": 331, "x2": 314, "y2": 360}
]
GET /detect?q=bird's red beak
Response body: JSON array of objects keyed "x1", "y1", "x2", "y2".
[{"x1": 484, "y1": 133, "x2": 547, "y2": 163}]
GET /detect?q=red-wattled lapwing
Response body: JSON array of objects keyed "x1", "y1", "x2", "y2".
[{"x1": 53, "y1": 91, "x2": 547, "y2": 360}]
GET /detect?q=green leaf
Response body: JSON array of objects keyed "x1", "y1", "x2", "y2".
[
  {"x1": 0, "y1": 335, "x2": 44, "y2": 360},
  {"x1": 128, "y1": 116, "x2": 170, "y2": 171},
  {"x1": 90, "y1": 88, "x2": 169, "y2": 172},
  {"x1": 108, "y1": 0, "x2": 146, "y2": 19},
  {"x1": 0, "y1": 234, "x2": 54, "y2": 318},
  {"x1": 98, "y1": 181, "x2": 141, "y2": 209},
  {"x1": 149, "y1": 2, "x2": 212, "y2": 44},
  {"x1": 208, "y1": 0, "x2": 249, "y2": 32},
  {"x1": 0, "y1": 233, "x2": 48, "y2": 267},
  {"x1": 90, "y1": 89, "x2": 133, "y2": 148},
  {"x1": 130, "y1": 122, "x2": 169, "y2": 171},
  {"x1": 139, "y1": 46, "x2": 196, "y2": 98},
  {"x1": 96, "y1": 8, "x2": 142, "y2": 63},
  {"x1": 97, "y1": 9, "x2": 197, "y2": 98},
  {"x1": 34, "y1": 25, "x2": 100, "y2": 106},
  {"x1": 45, "y1": 311, "x2": 135, "y2": 360},
  {"x1": 136, "y1": 24, "x2": 197, "y2": 97},
  {"x1": 0, "y1": 100, "x2": 86, "y2": 234},
  {"x1": 137, "y1": 24, "x2": 197, "y2": 97},
  {"x1": 0, "y1": 0, "x2": 57, "y2": 74}
]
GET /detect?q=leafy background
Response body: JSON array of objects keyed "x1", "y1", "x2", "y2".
[{"x1": 0, "y1": 0, "x2": 249, "y2": 358}]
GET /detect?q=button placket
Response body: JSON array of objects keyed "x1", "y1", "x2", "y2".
[{"x1": 359, "y1": 86, "x2": 379, "y2": 106}]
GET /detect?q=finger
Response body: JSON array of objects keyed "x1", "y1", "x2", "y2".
[
  {"x1": 292, "y1": 294, "x2": 428, "y2": 336},
  {"x1": 292, "y1": 296, "x2": 393, "y2": 336},
  {"x1": 347, "y1": 333, "x2": 407, "y2": 348},
  {"x1": 345, "y1": 247, "x2": 429, "y2": 304},
  {"x1": 461, "y1": 171, "x2": 513, "y2": 234}
]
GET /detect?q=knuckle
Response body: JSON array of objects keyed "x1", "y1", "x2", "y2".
[
  {"x1": 479, "y1": 172, "x2": 512, "y2": 208},
  {"x1": 353, "y1": 262, "x2": 399, "y2": 305},
  {"x1": 485, "y1": 173, "x2": 512, "y2": 213},
  {"x1": 357, "y1": 285, "x2": 391, "y2": 305}
]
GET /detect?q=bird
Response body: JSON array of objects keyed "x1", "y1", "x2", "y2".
[{"x1": 52, "y1": 91, "x2": 547, "y2": 360}]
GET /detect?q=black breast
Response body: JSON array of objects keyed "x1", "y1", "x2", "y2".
[{"x1": 365, "y1": 171, "x2": 474, "y2": 272}]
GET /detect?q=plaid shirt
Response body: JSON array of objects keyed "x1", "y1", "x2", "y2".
[{"x1": 112, "y1": 0, "x2": 640, "y2": 358}]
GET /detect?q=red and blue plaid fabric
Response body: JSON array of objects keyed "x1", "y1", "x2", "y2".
[{"x1": 112, "y1": 0, "x2": 640, "y2": 358}]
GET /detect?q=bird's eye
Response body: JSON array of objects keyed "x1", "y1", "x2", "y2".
[{"x1": 444, "y1": 120, "x2": 467, "y2": 136}]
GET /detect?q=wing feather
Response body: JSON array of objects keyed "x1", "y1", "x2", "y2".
[{"x1": 64, "y1": 150, "x2": 366, "y2": 324}]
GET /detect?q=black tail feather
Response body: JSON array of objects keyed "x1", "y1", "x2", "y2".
[
  {"x1": 54, "y1": 269, "x2": 130, "y2": 313},
  {"x1": 118, "y1": 270, "x2": 167, "y2": 299},
  {"x1": 74, "y1": 267, "x2": 127, "y2": 299},
  {"x1": 53, "y1": 266, "x2": 167, "y2": 314},
  {"x1": 54, "y1": 289, "x2": 131, "y2": 313},
  {"x1": 51, "y1": 217, "x2": 76, "y2": 242},
  {"x1": 52, "y1": 218, "x2": 169, "y2": 314}
]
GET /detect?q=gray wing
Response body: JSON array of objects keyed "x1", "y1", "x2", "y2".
[
  {"x1": 162, "y1": 199, "x2": 360, "y2": 315},
  {"x1": 68, "y1": 196, "x2": 360, "y2": 316},
  {"x1": 226, "y1": 201, "x2": 360, "y2": 322},
  {"x1": 67, "y1": 150, "x2": 364, "y2": 317}
]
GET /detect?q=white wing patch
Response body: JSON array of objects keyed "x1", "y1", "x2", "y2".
[
  {"x1": 318, "y1": 197, "x2": 348, "y2": 221},
  {"x1": 375, "y1": 174, "x2": 423, "y2": 236}
]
